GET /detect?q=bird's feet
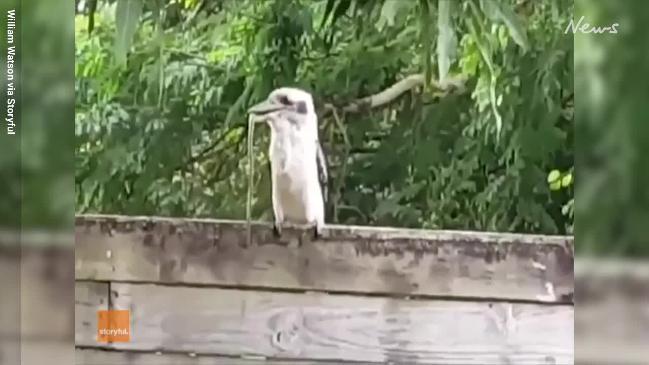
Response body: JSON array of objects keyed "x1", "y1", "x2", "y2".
[
  {"x1": 273, "y1": 221, "x2": 282, "y2": 238},
  {"x1": 313, "y1": 221, "x2": 324, "y2": 240}
]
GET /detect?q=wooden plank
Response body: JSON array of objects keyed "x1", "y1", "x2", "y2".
[
  {"x1": 75, "y1": 348, "x2": 375, "y2": 364},
  {"x1": 75, "y1": 281, "x2": 109, "y2": 345},
  {"x1": 75, "y1": 214, "x2": 574, "y2": 303},
  {"x1": 75, "y1": 282, "x2": 574, "y2": 365}
]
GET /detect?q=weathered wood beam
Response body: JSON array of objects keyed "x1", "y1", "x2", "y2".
[
  {"x1": 75, "y1": 214, "x2": 574, "y2": 303},
  {"x1": 75, "y1": 348, "x2": 378, "y2": 364},
  {"x1": 75, "y1": 281, "x2": 108, "y2": 345},
  {"x1": 75, "y1": 281, "x2": 574, "y2": 365}
]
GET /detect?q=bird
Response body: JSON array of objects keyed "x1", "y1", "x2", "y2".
[{"x1": 248, "y1": 87, "x2": 328, "y2": 238}]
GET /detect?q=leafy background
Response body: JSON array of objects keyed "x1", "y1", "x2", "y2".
[
  {"x1": 75, "y1": 0, "x2": 574, "y2": 239},
  {"x1": 574, "y1": 0, "x2": 649, "y2": 257}
]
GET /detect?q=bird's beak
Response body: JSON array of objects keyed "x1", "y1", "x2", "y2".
[{"x1": 248, "y1": 99, "x2": 285, "y2": 116}]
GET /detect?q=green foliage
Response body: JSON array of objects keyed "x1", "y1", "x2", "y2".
[
  {"x1": 437, "y1": 0, "x2": 457, "y2": 82},
  {"x1": 75, "y1": 0, "x2": 574, "y2": 235},
  {"x1": 576, "y1": 0, "x2": 649, "y2": 256},
  {"x1": 481, "y1": 0, "x2": 530, "y2": 51},
  {"x1": 114, "y1": 0, "x2": 143, "y2": 65}
]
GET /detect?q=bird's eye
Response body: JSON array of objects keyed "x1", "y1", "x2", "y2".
[{"x1": 278, "y1": 95, "x2": 291, "y2": 105}]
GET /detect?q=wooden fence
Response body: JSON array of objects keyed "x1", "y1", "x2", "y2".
[{"x1": 74, "y1": 214, "x2": 574, "y2": 365}]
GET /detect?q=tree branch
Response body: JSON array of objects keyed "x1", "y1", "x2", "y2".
[
  {"x1": 321, "y1": 74, "x2": 467, "y2": 116},
  {"x1": 176, "y1": 125, "x2": 245, "y2": 173}
]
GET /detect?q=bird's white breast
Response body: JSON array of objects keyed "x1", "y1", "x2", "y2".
[{"x1": 269, "y1": 125, "x2": 322, "y2": 224}]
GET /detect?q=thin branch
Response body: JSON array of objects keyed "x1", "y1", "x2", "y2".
[
  {"x1": 330, "y1": 107, "x2": 351, "y2": 148},
  {"x1": 177, "y1": 125, "x2": 245, "y2": 172}
]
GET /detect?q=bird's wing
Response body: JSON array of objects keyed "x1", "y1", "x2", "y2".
[{"x1": 316, "y1": 140, "x2": 328, "y2": 203}]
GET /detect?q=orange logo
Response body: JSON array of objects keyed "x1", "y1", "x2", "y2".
[{"x1": 97, "y1": 310, "x2": 130, "y2": 343}]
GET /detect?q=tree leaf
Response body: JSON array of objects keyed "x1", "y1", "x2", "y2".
[
  {"x1": 481, "y1": 0, "x2": 529, "y2": 51},
  {"x1": 561, "y1": 173, "x2": 573, "y2": 187},
  {"x1": 550, "y1": 181, "x2": 561, "y2": 191},
  {"x1": 547, "y1": 169, "x2": 560, "y2": 184},
  {"x1": 437, "y1": 0, "x2": 456, "y2": 82},
  {"x1": 321, "y1": 0, "x2": 338, "y2": 28},
  {"x1": 87, "y1": 0, "x2": 98, "y2": 35},
  {"x1": 489, "y1": 75, "x2": 502, "y2": 137},
  {"x1": 331, "y1": 0, "x2": 351, "y2": 27},
  {"x1": 153, "y1": 0, "x2": 164, "y2": 107},
  {"x1": 467, "y1": 2, "x2": 501, "y2": 137},
  {"x1": 378, "y1": 0, "x2": 406, "y2": 29},
  {"x1": 467, "y1": 2, "x2": 494, "y2": 73},
  {"x1": 114, "y1": 0, "x2": 143, "y2": 66},
  {"x1": 419, "y1": 0, "x2": 432, "y2": 86}
]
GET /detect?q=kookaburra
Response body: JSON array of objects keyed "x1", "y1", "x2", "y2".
[{"x1": 248, "y1": 87, "x2": 327, "y2": 238}]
